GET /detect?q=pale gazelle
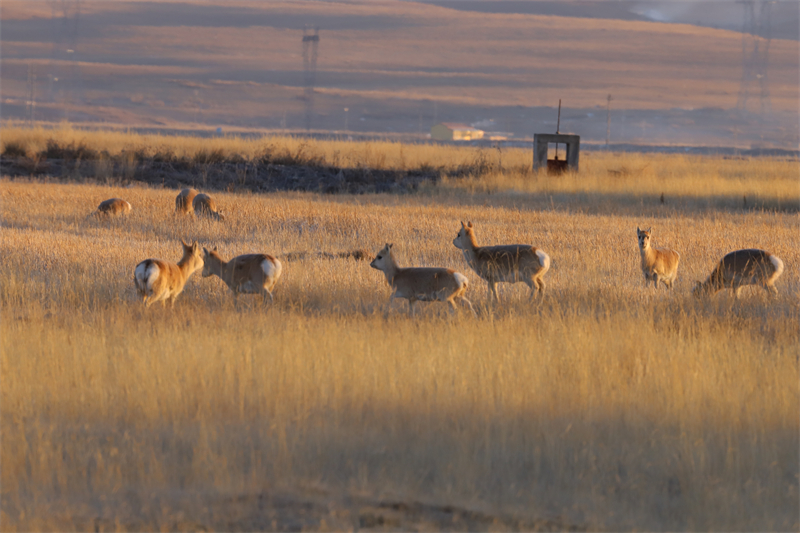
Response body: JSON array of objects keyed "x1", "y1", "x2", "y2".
[
  {"x1": 89, "y1": 198, "x2": 131, "y2": 218},
  {"x1": 134, "y1": 240, "x2": 204, "y2": 307},
  {"x1": 369, "y1": 243, "x2": 475, "y2": 317},
  {"x1": 192, "y1": 193, "x2": 225, "y2": 221},
  {"x1": 202, "y1": 247, "x2": 283, "y2": 305},
  {"x1": 452, "y1": 221, "x2": 550, "y2": 302},
  {"x1": 693, "y1": 249, "x2": 784, "y2": 299},
  {"x1": 175, "y1": 188, "x2": 198, "y2": 215},
  {"x1": 636, "y1": 227, "x2": 680, "y2": 289}
]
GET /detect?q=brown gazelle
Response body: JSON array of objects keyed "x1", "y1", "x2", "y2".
[
  {"x1": 636, "y1": 227, "x2": 680, "y2": 289},
  {"x1": 202, "y1": 247, "x2": 283, "y2": 305},
  {"x1": 134, "y1": 239, "x2": 204, "y2": 307},
  {"x1": 693, "y1": 249, "x2": 784, "y2": 299},
  {"x1": 370, "y1": 243, "x2": 475, "y2": 317},
  {"x1": 192, "y1": 193, "x2": 225, "y2": 221},
  {"x1": 175, "y1": 188, "x2": 198, "y2": 214},
  {"x1": 89, "y1": 198, "x2": 131, "y2": 218},
  {"x1": 453, "y1": 221, "x2": 550, "y2": 302}
]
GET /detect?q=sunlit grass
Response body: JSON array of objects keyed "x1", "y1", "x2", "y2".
[{"x1": 0, "y1": 167, "x2": 798, "y2": 530}]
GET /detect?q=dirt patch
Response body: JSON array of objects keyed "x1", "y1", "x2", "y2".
[{"x1": 54, "y1": 488, "x2": 586, "y2": 532}]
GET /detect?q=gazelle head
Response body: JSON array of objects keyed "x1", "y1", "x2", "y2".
[
  {"x1": 180, "y1": 239, "x2": 204, "y2": 271},
  {"x1": 215, "y1": 209, "x2": 226, "y2": 222},
  {"x1": 692, "y1": 279, "x2": 714, "y2": 299},
  {"x1": 201, "y1": 246, "x2": 220, "y2": 277},
  {"x1": 636, "y1": 227, "x2": 652, "y2": 250},
  {"x1": 453, "y1": 221, "x2": 475, "y2": 249},
  {"x1": 369, "y1": 243, "x2": 394, "y2": 271}
]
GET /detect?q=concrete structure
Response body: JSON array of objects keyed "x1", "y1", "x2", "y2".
[
  {"x1": 431, "y1": 123, "x2": 484, "y2": 141},
  {"x1": 532, "y1": 133, "x2": 580, "y2": 174}
]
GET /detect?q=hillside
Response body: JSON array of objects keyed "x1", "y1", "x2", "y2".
[{"x1": 1, "y1": 0, "x2": 798, "y2": 148}]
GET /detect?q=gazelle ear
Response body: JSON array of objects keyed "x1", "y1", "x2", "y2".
[
  {"x1": 192, "y1": 241, "x2": 199, "y2": 252},
  {"x1": 636, "y1": 227, "x2": 640, "y2": 233},
  {"x1": 461, "y1": 221, "x2": 466, "y2": 228},
  {"x1": 203, "y1": 247, "x2": 209, "y2": 254},
  {"x1": 213, "y1": 246, "x2": 218, "y2": 251},
  {"x1": 467, "y1": 221, "x2": 473, "y2": 228},
  {"x1": 388, "y1": 243, "x2": 393, "y2": 249},
  {"x1": 181, "y1": 238, "x2": 189, "y2": 247},
  {"x1": 646, "y1": 227, "x2": 652, "y2": 233}
]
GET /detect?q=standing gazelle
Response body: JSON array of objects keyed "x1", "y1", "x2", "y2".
[
  {"x1": 452, "y1": 221, "x2": 550, "y2": 302},
  {"x1": 636, "y1": 227, "x2": 680, "y2": 289},
  {"x1": 370, "y1": 243, "x2": 475, "y2": 317},
  {"x1": 134, "y1": 240, "x2": 204, "y2": 307},
  {"x1": 693, "y1": 249, "x2": 784, "y2": 299},
  {"x1": 192, "y1": 193, "x2": 225, "y2": 221},
  {"x1": 202, "y1": 247, "x2": 283, "y2": 305},
  {"x1": 175, "y1": 188, "x2": 198, "y2": 215}
]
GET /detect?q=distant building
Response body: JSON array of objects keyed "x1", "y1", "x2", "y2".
[{"x1": 431, "y1": 122, "x2": 484, "y2": 141}]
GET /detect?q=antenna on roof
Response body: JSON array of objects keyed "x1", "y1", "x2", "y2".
[{"x1": 556, "y1": 99, "x2": 561, "y2": 134}]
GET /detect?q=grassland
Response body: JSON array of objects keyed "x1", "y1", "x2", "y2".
[{"x1": 1, "y1": 133, "x2": 799, "y2": 530}]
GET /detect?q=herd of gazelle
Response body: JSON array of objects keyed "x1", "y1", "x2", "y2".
[{"x1": 91, "y1": 192, "x2": 786, "y2": 313}]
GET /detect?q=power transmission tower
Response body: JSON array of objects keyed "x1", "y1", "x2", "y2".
[
  {"x1": 302, "y1": 27, "x2": 320, "y2": 131},
  {"x1": 737, "y1": 0, "x2": 773, "y2": 113},
  {"x1": 27, "y1": 64, "x2": 36, "y2": 124},
  {"x1": 48, "y1": 0, "x2": 83, "y2": 119}
]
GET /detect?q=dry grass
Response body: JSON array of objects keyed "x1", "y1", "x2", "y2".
[{"x1": 1, "y1": 166, "x2": 798, "y2": 530}]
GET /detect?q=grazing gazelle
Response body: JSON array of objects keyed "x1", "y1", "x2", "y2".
[
  {"x1": 89, "y1": 198, "x2": 131, "y2": 218},
  {"x1": 636, "y1": 227, "x2": 680, "y2": 289},
  {"x1": 134, "y1": 239, "x2": 204, "y2": 307},
  {"x1": 369, "y1": 243, "x2": 475, "y2": 317},
  {"x1": 452, "y1": 221, "x2": 550, "y2": 302},
  {"x1": 202, "y1": 247, "x2": 283, "y2": 305},
  {"x1": 192, "y1": 193, "x2": 225, "y2": 221},
  {"x1": 693, "y1": 249, "x2": 784, "y2": 299},
  {"x1": 175, "y1": 188, "x2": 198, "y2": 215}
]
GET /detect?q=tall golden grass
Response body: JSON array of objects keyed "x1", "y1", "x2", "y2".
[{"x1": 1, "y1": 157, "x2": 798, "y2": 529}]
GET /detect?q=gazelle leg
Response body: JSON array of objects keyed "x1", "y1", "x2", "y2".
[
  {"x1": 460, "y1": 296, "x2": 477, "y2": 317},
  {"x1": 262, "y1": 288, "x2": 274, "y2": 306},
  {"x1": 766, "y1": 284, "x2": 778, "y2": 297},
  {"x1": 536, "y1": 277, "x2": 546, "y2": 292},
  {"x1": 489, "y1": 282, "x2": 500, "y2": 303}
]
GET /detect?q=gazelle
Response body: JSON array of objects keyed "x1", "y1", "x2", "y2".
[
  {"x1": 369, "y1": 243, "x2": 475, "y2": 317},
  {"x1": 192, "y1": 193, "x2": 225, "y2": 221},
  {"x1": 134, "y1": 239, "x2": 204, "y2": 307},
  {"x1": 452, "y1": 221, "x2": 550, "y2": 302},
  {"x1": 693, "y1": 249, "x2": 784, "y2": 299},
  {"x1": 175, "y1": 188, "x2": 198, "y2": 214},
  {"x1": 202, "y1": 247, "x2": 283, "y2": 305},
  {"x1": 636, "y1": 227, "x2": 680, "y2": 289},
  {"x1": 89, "y1": 198, "x2": 131, "y2": 218}
]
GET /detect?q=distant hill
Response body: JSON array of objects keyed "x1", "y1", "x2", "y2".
[{"x1": 1, "y1": 0, "x2": 797, "y2": 148}]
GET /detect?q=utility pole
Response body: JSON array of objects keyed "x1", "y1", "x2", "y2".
[
  {"x1": 606, "y1": 94, "x2": 612, "y2": 146},
  {"x1": 27, "y1": 63, "x2": 36, "y2": 124},
  {"x1": 343, "y1": 107, "x2": 349, "y2": 132}
]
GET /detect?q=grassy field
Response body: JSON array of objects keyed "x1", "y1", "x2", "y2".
[{"x1": 1, "y1": 142, "x2": 799, "y2": 530}]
